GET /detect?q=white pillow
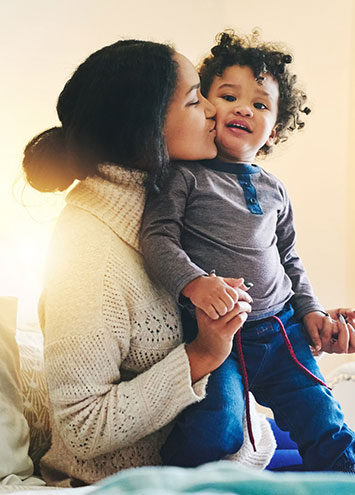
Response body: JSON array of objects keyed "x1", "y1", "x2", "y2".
[
  {"x1": 16, "y1": 327, "x2": 51, "y2": 473},
  {"x1": 0, "y1": 296, "x2": 33, "y2": 481},
  {"x1": 327, "y1": 362, "x2": 355, "y2": 431}
]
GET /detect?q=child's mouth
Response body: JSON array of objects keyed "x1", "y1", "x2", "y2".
[{"x1": 226, "y1": 123, "x2": 252, "y2": 133}]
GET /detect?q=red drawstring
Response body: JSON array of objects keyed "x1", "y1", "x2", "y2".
[
  {"x1": 235, "y1": 329, "x2": 256, "y2": 452},
  {"x1": 235, "y1": 315, "x2": 331, "y2": 453},
  {"x1": 271, "y1": 315, "x2": 331, "y2": 390}
]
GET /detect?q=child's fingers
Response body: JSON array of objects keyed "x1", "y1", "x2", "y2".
[
  {"x1": 211, "y1": 294, "x2": 242, "y2": 316},
  {"x1": 307, "y1": 324, "x2": 322, "y2": 352},
  {"x1": 203, "y1": 272, "x2": 251, "y2": 316},
  {"x1": 225, "y1": 286, "x2": 238, "y2": 303},
  {"x1": 211, "y1": 298, "x2": 228, "y2": 316},
  {"x1": 319, "y1": 315, "x2": 334, "y2": 347},
  {"x1": 221, "y1": 291, "x2": 237, "y2": 311},
  {"x1": 223, "y1": 277, "x2": 245, "y2": 288},
  {"x1": 203, "y1": 304, "x2": 220, "y2": 320},
  {"x1": 234, "y1": 287, "x2": 253, "y2": 304},
  {"x1": 225, "y1": 285, "x2": 252, "y2": 304},
  {"x1": 222, "y1": 301, "x2": 251, "y2": 323}
]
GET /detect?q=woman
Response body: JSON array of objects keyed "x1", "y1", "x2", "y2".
[
  {"x1": 22, "y1": 39, "x2": 275, "y2": 487},
  {"x1": 22, "y1": 39, "x2": 355, "y2": 486}
]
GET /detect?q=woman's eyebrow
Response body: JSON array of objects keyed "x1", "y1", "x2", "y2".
[{"x1": 185, "y1": 83, "x2": 200, "y2": 95}]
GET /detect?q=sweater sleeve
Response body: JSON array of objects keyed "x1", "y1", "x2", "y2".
[
  {"x1": 40, "y1": 210, "x2": 208, "y2": 461},
  {"x1": 276, "y1": 185, "x2": 324, "y2": 319},
  {"x1": 141, "y1": 166, "x2": 207, "y2": 302}
]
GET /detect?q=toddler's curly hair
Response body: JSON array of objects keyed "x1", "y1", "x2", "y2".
[{"x1": 199, "y1": 30, "x2": 310, "y2": 156}]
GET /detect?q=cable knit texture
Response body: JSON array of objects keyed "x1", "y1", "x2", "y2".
[{"x1": 38, "y1": 164, "x2": 275, "y2": 487}]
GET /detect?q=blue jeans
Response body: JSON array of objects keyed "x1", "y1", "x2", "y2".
[{"x1": 161, "y1": 304, "x2": 355, "y2": 471}]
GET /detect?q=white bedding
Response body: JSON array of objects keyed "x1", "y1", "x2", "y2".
[{"x1": 0, "y1": 485, "x2": 94, "y2": 494}]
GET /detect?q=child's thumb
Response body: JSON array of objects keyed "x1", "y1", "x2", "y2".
[
  {"x1": 223, "y1": 277, "x2": 245, "y2": 288},
  {"x1": 308, "y1": 326, "x2": 322, "y2": 352}
]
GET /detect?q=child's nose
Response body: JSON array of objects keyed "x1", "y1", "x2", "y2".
[{"x1": 234, "y1": 103, "x2": 253, "y2": 118}]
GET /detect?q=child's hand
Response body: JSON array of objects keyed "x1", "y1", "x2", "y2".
[
  {"x1": 182, "y1": 274, "x2": 252, "y2": 320},
  {"x1": 303, "y1": 311, "x2": 325, "y2": 353}
]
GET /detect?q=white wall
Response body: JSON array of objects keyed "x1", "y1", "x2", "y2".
[{"x1": 1, "y1": 0, "x2": 354, "y2": 327}]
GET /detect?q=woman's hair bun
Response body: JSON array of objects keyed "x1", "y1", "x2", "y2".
[{"x1": 23, "y1": 127, "x2": 77, "y2": 192}]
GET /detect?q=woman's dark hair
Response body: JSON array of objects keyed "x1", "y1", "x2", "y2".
[
  {"x1": 23, "y1": 40, "x2": 178, "y2": 192},
  {"x1": 199, "y1": 30, "x2": 310, "y2": 156}
]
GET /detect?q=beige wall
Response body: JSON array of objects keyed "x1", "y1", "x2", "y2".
[
  {"x1": 350, "y1": 3, "x2": 355, "y2": 310},
  {"x1": 1, "y1": 0, "x2": 354, "y2": 342}
]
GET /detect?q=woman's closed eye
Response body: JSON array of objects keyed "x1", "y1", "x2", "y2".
[
  {"x1": 187, "y1": 91, "x2": 201, "y2": 106},
  {"x1": 188, "y1": 100, "x2": 200, "y2": 106}
]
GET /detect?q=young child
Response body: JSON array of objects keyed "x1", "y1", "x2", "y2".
[{"x1": 141, "y1": 31, "x2": 355, "y2": 472}]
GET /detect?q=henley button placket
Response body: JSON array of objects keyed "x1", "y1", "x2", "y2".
[{"x1": 237, "y1": 174, "x2": 263, "y2": 215}]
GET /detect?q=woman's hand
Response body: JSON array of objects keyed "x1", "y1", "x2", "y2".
[
  {"x1": 305, "y1": 308, "x2": 355, "y2": 354},
  {"x1": 322, "y1": 308, "x2": 355, "y2": 354},
  {"x1": 327, "y1": 308, "x2": 355, "y2": 327},
  {"x1": 185, "y1": 295, "x2": 252, "y2": 383}
]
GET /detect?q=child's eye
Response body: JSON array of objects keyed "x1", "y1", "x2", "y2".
[
  {"x1": 254, "y1": 102, "x2": 268, "y2": 110},
  {"x1": 221, "y1": 95, "x2": 236, "y2": 102},
  {"x1": 188, "y1": 100, "x2": 200, "y2": 106}
]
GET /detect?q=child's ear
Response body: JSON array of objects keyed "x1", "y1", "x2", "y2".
[{"x1": 265, "y1": 125, "x2": 278, "y2": 147}]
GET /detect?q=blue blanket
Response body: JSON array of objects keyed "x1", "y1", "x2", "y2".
[{"x1": 91, "y1": 461, "x2": 355, "y2": 495}]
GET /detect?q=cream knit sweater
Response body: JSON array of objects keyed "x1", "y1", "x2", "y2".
[{"x1": 39, "y1": 164, "x2": 276, "y2": 487}]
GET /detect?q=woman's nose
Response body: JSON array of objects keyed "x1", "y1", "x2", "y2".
[{"x1": 203, "y1": 96, "x2": 216, "y2": 118}]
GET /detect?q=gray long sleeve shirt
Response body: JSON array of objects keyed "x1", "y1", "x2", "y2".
[{"x1": 141, "y1": 159, "x2": 323, "y2": 321}]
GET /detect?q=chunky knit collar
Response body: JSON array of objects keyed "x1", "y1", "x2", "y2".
[{"x1": 66, "y1": 164, "x2": 147, "y2": 253}]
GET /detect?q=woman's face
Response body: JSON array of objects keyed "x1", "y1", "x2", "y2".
[{"x1": 164, "y1": 53, "x2": 217, "y2": 161}]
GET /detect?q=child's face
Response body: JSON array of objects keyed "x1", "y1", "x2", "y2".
[
  {"x1": 164, "y1": 53, "x2": 217, "y2": 162},
  {"x1": 207, "y1": 65, "x2": 279, "y2": 163}
]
